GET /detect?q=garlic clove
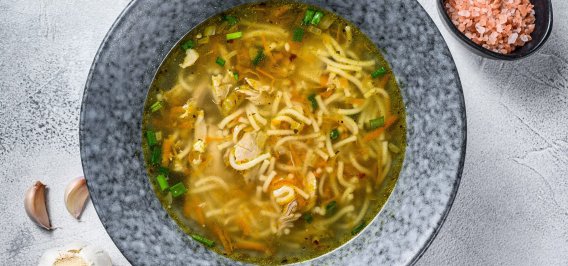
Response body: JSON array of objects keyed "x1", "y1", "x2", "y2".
[
  {"x1": 38, "y1": 242, "x2": 112, "y2": 266},
  {"x1": 64, "y1": 177, "x2": 89, "y2": 219},
  {"x1": 24, "y1": 181, "x2": 52, "y2": 230}
]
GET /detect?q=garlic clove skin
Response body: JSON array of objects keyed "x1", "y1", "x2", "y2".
[
  {"x1": 64, "y1": 177, "x2": 89, "y2": 219},
  {"x1": 24, "y1": 181, "x2": 52, "y2": 230},
  {"x1": 38, "y1": 242, "x2": 112, "y2": 266}
]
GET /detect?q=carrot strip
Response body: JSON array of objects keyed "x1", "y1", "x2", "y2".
[
  {"x1": 260, "y1": 35, "x2": 274, "y2": 62},
  {"x1": 161, "y1": 137, "x2": 174, "y2": 166},
  {"x1": 213, "y1": 223, "x2": 233, "y2": 254},
  {"x1": 236, "y1": 216, "x2": 251, "y2": 236},
  {"x1": 206, "y1": 136, "x2": 225, "y2": 142},
  {"x1": 346, "y1": 97, "x2": 365, "y2": 105},
  {"x1": 320, "y1": 89, "x2": 334, "y2": 98},
  {"x1": 234, "y1": 239, "x2": 271, "y2": 254},
  {"x1": 319, "y1": 74, "x2": 329, "y2": 87},
  {"x1": 339, "y1": 77, "x2": 349, "y2": 88},
  {"x1": 363, "y1": 115, "x2": 398, "y2": 142},
  {"x1": 256, "y1": 68, "x2": 274, "y2": 80}
]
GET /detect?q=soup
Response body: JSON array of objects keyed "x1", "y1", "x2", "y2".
[{"x1": 142, "y1": 1, "x2": 406, "y2": 264}]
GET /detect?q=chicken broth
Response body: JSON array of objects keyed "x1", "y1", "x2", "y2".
[{"x1": 143, "y1": 1, "x2": 406, "y2": 264}]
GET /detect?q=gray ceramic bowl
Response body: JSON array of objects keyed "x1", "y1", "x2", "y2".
[{"x1": 80, "y1": 0, "x2": 466, "y2": 265}]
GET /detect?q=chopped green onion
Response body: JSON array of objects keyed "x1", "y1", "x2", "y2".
[
  {"x1": 158, "y1": 166, "x2": 169, "y2": 177},
  {"x1": 215, "y1": 56, "x2": 225, "y2": 67},
  {"x1": 224, "y1": 15, "x2": 238, "y2": 26},
  {"x1": 302, "y1": 9, "x2": 315, "y2": 25},
  {"x1": 181, "y1": 40, "x2": 195, "y2": 50},
  {"x1": 170, "y1": 182, "x2": 187, "y2": 198},
  {"x1": 371, "y1": 66, "x2": 387, "y2": 78},
  {"x1": 303, "y1": 213, "x2": 313, "y2": 224},
  {"x1": 150, "y1": 101, "x2": 163, "y2": 112},
  {"x1": 226, "y1": 31, "x2": 243, "y2": 40},
  {"x1": 293, "y1": 27, "x2": 305, "y2": 42},
  {"x1": 233, "y1": 71, "x2": 239, "y2": 81},
  {"x1": 307, "y1": 93, "x2": 318, "y2": 110},
  {"x1": 252, "y1": 49, "x2": 265, "y2": 66},
  {"x1": 146, "y1": 131, "x2": 157, "y2": 146},
  {"x1": 351, "y1": 221, "x2": 366, "y2": 235},
  {"x1": 191, "y1": 234, "x2": 215, "y2": 247},
  {"x1": 311, "y1": 11, "x2": 324, "y2": 25},
  {"x1": 329, "y1": 129, "x2": 339, "y2": 141},
  {"x1": 325, "y1": 200, "x2": 337, "y2": 214},
  {"x1": 156, "y1": 174, "x2": 169, "y2": 191},
  {"x1": 150, "y1": 146, "x2": 161, "y2": 165},
  {"x1": 368, "y1": 117, "x2": 385, "y2": 130}
]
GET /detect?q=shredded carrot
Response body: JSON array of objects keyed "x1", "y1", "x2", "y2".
[
  {"x1": 339, "y1": 77, "x2": 349, "y2": 88},
  {"x1": 177, "y1": 121, "x2": 193, "y2": 129},
  {"x1": 161, "y1": 137, "x2": 174, "y2": 166},
  {"x1": 260, "y1": 35, "x2": 274, "y2": 62},
  {"x1": 236, "y1": 216, "x2": 251, "y2": 236},
  {"x1": 319, "y1": 74, "x2": 329, "y2": 87},
  {"x1": 320, "y1": 89, "x2": 334, "y2": 98},
  {"x1": 256, "y1": 68, "x2": 274, "y2": 80},
  {"x1": 346, "y1": 97, "x2": 365, "y2": 105},
  {"x1": 363, "y1": 115, "x2": 398, "y2": 142},
  {"x1": 234, "y1": 239, "x2": 272, "y2": 254},
  {"x1": 377, "y1": 73, "x2": 391, "y2": 89},
  {"x1": 183, "y1": 197, "x2": 206, "y2": 226},
  {"x1": 206, "y1": 136, "x2": 225, "y2": 142},
  {"x1": 213, "y1": 223, "x2": 233, "y2": 254}
]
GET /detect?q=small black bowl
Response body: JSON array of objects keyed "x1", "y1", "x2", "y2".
[{"x1": 437, "y1": 0, "x2": 553, "y2": 60}]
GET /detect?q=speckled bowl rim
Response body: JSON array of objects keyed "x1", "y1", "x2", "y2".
[{"x1": 80, "y1": 0, "x2": 466, "y2": 265}]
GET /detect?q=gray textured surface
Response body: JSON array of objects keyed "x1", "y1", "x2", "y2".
[{"x1": 0, "y1": 1, "x2": 566, "y2": 266}]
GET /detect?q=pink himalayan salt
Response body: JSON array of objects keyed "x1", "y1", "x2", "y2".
[{"x1": 444, "y1": 0, "x2": 536, "y2": 54}]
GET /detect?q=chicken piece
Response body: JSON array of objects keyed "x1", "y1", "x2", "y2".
[
  {"x1": 179, "y1": 49, "x2": 199, "y2": 68},
  {"x1": 211, "y1": 74, "x2": 232, "y2": 104},
  {"x1": 234, "y1": 132, "x2": 261, "y2": 162}
]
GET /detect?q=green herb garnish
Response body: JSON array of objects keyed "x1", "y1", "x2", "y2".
[
  {"x1": 170, "y1": 182, "x2": 187, "y2": 198},
  {"x1": 303, "y1": 213, "x2": 313, "y2": 224},
  {"x1": 190, "y1": 234, "x2": 215, "y2": 247},
  {"x1": 293, "y1": 27, "x2": 305, "y2": 42},
  {"x1": 150, "y1": 101, "x2": 163, "y2": 112},
  {"x1": 146, "y1": 130, "x2": 157, "y2": 147},
  {"x1": 307, "y1": 93, "x2": 318, "y2": 110},
  {"x1": 226, "y1": 31, "x2": 243, "y2": 40},
  {"x1": 156, "y1": 174, "x2": 169, "y2": 191},
  {"x1": 252, "y1": 49, "x2": 265, "y2": 66},
  {"x1": 215, "y1": 56, "x2": 226, "y2": 67},
  {"x1": 351, "y1": 221, "x2": 366, "y2": 235},
  {"x1": 325, "y1": 200, "x2": 337, "y2": 214},
  {"x1": 233, "y1": 71, "x2": 239, "y2": 81},
  {"x1": 181, "y1": 40, "x2": 195, "y2": 50},
  {"x1": 302, "y1": 9, "x2": 315, "y2": 25},
  {"x1": 311, "y1": 11, "x2": 324, "y2": 25},
  {"x1": 368, "y1": 117, "x2": 385, "y2": 130},
  {"x1": 224, "y1": 15, "x2": 238, "y2": 26},
  {"x1": 150, "y1": 146, "x2": 161, "y2": 165},
  {"x1": 329, "y1": 129, "x2": 339, "y2": 141},
  {"x1": 371, "y1": 66, "x2": 387, "y2": 78},
  {"x1": 158, "y1": 166, "x2": 169, "y2": 177}
]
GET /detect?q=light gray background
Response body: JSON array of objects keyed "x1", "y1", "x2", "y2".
[{"x1": 0, "y1": 0, "x2": 566, "y2": 265}]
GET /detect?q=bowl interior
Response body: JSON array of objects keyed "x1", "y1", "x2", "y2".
[{"x1": 80, "y1": 0, "x2": 466, "y2": 265}]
